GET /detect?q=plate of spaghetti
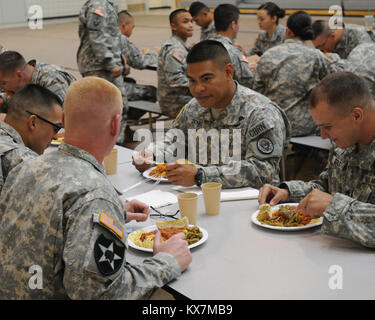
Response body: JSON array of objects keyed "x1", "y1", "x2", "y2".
[
  {"x1": 251, "y1": 203, "x2": 323, "y2": 231},
  {"x1": 143, "y1": 163, "x2": 169, "y2": 182}
]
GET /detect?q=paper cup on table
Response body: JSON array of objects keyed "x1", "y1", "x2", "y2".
[
  {"x1": 177, "y1": 193, "x2": 198, "y2": 225},
  {"x1": 202, "y1": 182, "x2": 222, "y2": 215},
  {"x1": 365, "y1": 15, "x2": 374, "y2": 30},
  {"x1": 104, "y1": 148, "x2": 118, "y2": 175}
]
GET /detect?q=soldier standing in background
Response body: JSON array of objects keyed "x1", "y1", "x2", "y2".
[{"x1": 77, "y1": 0, "x2": 128, "y2": 145}]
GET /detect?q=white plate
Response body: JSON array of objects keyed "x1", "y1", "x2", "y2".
[
  {"x1": 51, "y1": 139, "x2": 63, "y2": 146},
  {"x1": 251, "y1": 203, "x2": 323, "y2": 231},
  {"x1": 127, "y1": 224, "x2": 208, "y2": 253},
  {"x1": 143, "y1": 167, "x2": 170, "y2": 183}
]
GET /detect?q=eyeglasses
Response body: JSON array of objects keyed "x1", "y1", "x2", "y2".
[
  {"x1": 26, "y1": 110, "x2": 63, "y2": 134},
  {"x1": 150, "y1": 206, "x2": 180, "y2": 220}
]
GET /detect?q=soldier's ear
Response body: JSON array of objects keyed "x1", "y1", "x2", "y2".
[
  {"x1": 110, "y1": 113, "x2": 121, "y2": 137},
  {"x1": 224, "y1": 63, "x2": 234, "y2": 79},
  {"x1": 26, "y1": 114, "x2": 37, "y2": 132}
]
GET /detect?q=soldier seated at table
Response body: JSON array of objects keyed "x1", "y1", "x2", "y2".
[
  {"x1": 133, "y1": 40, "x2": 290, "y2": 189},
  {"x1": 0, "y1": 77, "x2": 192, "y2": 299},
  {"x1": 312, "y1": 19, "x2": 374, "y2": 59},
  {"x1": 0, "y1": 84, "x2": 62, "y2": 193},
  {"x1": 0, "y1": 51, "x2": 76, "y2": 111},
  {"x1": 118, "y1": 10, "x2": 158, "y2": 103},
  {"x1": 258, "y1": 72, "x2": 375, "y2": 249},
  {"x1": 157, "y1": 8, "x2": 194, "y2": 118},
  {"x1": 189, "y1": 1, "x2": 215, "y2": 41},
  {"x1": 207, "y1": 4, "x2": 254, "y2": 89},
  {"x1": 342, "y1": 42, "x2": 375, "y2": 99}
]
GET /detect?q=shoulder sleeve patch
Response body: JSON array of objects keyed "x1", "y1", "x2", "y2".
[
  {"x1": 93, "y1": 210, "x2": 124, "y2": 239},
  {"x1": 172, "y1": 50, "x2": 185, "y2": 63},
  {"x1": 93, "y1": 8, "x2": 105, "y2": 17}
]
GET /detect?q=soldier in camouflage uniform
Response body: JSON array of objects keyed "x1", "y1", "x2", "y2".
[
  {"x1": 189, "y1": 1, "x2": 216, "y2": 41},
  {"x1": 207, "y1": 4, "x2": 253, "y2": 89},
  {"x1": 133, "y1": 41, "x2": 290, "y2": 189},
  {"x1": 253, "y1": 11, "x2": 343, "y2": 137},
  {"x1": 77, "y1": 0, "x2": 128, "y2": 144},
  {"x1": 0, "y1": 51, "x2": 75, "y2": 111},
  {"x1": 0, "y1": 84, "x2": 62, "y2": 193},
  {"x1": 157, "y1": 9, "x2": 194, "y2": 118},
  {"x1": 247, "y1": 2, "x2": 286, "y2": 57},
  {"x1": 118, "y1": 10, "x2": 157, "y2": 103},
  {"x1": 0, "y1": 77, "x2": 191, "y2": 299},
  {"x1": 343, "y1": 42, "x2": 375, "y2": 98},
  {"x1": 259, "y1": 72, "x2": 375, "y2": 248},
  {"x1": 312, "y1": 20, "x2": 374, "y2": 59}
]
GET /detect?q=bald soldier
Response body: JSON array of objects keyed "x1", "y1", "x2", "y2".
[
  {"x1": 133, "y1": 41, "x2": 290, "y2": 189},
  {"x1": 0, "y1": 84, "x2": 63, "y2": 193},
  {"x1": 259, "y1": 72, "x2": 375, "y2": 248},
  {"x1": 0, "y1": 77, "x2": 191, "y2": 299}
]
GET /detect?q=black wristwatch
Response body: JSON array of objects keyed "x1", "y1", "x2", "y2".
[{"x1": 195, "y1": 168, "x2": 204, "y2": 187}]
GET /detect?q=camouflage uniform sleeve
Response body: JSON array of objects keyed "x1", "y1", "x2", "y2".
[
  {"x1": 316, "y1": 50, "x2": 345, "y2": 76},
  {"x1": 122, "y1": 36, "x2": 158, "y2": 69},
  {"x1": 162, "y1": 47, "x2": 189, "y2": 88},
  {"x1": 252, "y1": 58, "x2": 267, "y2": 94},
  {"x1": 321, "y1": 193, "x2": 375, "y2": 248},
  {"x1": 85, "y1": 7, "x2": 118, "y2": 71},
  {"x1": 63, "y1": 195, "x2": 181, "y2": 300},
  {"x1": 200, "y1": 105, "x2": 285, "y2": 189},
  {"x1": 281, "y1": 163, "x2": 330, "y2": 202},
  {"x1": 228, "y1": 49, "x2": 254, "y2": 89},
  {"x1": 248, "y1": 33, "x2": 264, "y2": 56}
]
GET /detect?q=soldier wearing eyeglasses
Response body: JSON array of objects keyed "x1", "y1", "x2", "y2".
[{"x1": 0, "y1": 84, "x2": 62, "y2": 193}]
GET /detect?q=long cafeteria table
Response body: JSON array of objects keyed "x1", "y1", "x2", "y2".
[{"x1": 107, "y1": 145, "x2": 375, "y2": 300}]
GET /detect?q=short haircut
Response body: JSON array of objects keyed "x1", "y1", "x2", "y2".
[
  {"x1": 258, "y1": 2, "x2": 285, "y2": 25},
  {"x1": 187, "y1": 40, "x2": 231, "y2": 67},
  {"x1": 0, "y1": 51, "x2": 27, "y2": 75},
  {"x1": 214, "y1": 4, "x2": 239, "y2": 32},
  {"x1": 309, "y1": 72, "x2": 372, "y2": 114},
  {"x1": 7, "y1": 84, "x2": 62, "y2": 118},
  {"x1": 286, "y1": 11, "x2": 314, "y2": 41},
  {"x1": 118, "y1": 10, "x2": 132, "y2": 24},
  {"x1": 312, "y1": 20, "x2": 331, "y2": 38},
  {"x1": 189, "y1": 1, "x2": 209, "y2": 17},
  {"x1": 169, "y1": 8, "x2": 188, "y2": 25}
]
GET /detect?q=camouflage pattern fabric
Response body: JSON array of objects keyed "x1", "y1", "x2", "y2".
[
  {"x1": 0, "y1": 142, "x2": 181, "y2": 299},
  {"x1": 148, "y1": 83, "x2": 290, "y2": 189},
  {"x1": 0, "y1": 121, "x2": 37, "y2": 193},
  {"x1": 207, "y1": 33, "x2": 254, "y2": 89},
  {"x1": 28, "y1": 60, "x2": 76, "y2": 105},
  {"x1": 333, "y1": 23, "x2": 374, "y2": 59},
  {"x1": 283, "y1": 139, "x2": 375, "y2": 204},
  {"x1": 253, "y1": 39, "x2": 344, "y2": 137},
  {"x1": 344, "y1": 42, "x2": 375, "y2": 98},
  {"x1": 322, "y1": 194, "x2": 375, "y2": 248},
  {"x1": 157, "y1": 35, "x2": 192, "y2": 118},
  {"x1": 248, "y1": 23, "x2": 286, "y2": 56},
  {"x1": 200, "y1": 22, "x2": 216, "y2": 41},
  {"x1": 77, "y1": 0, "x2": 128, "y2": 143}
]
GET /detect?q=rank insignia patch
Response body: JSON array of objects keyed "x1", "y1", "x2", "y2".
[
  {"x1": 257, "y1": 138, "x2": 274, "y2": 154},
  {"x1": 94, "y1": 234, "x2": 125, "y2": 276}
]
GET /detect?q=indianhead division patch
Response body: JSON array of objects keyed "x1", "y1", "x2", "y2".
[
  {"x1": 94, "y1": 234, "x2": 125, "y2": 276},
  {"x1": 257, "y1": 138, "x2": 274, "y2": 154}
]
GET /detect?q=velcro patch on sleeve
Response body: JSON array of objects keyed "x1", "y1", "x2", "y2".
[
  {"x1": 94, "y1": 210, "x2": 124, "y2": 239},
  {"x1": 172, "y1": 51, "x2": 184, "y2": 63},
  {"x1": 93, "y1": 8, "x2": 105, "y2": 17},
  {"x1": 248, "y1": 120, "x2": 273, "y2": 140}
]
